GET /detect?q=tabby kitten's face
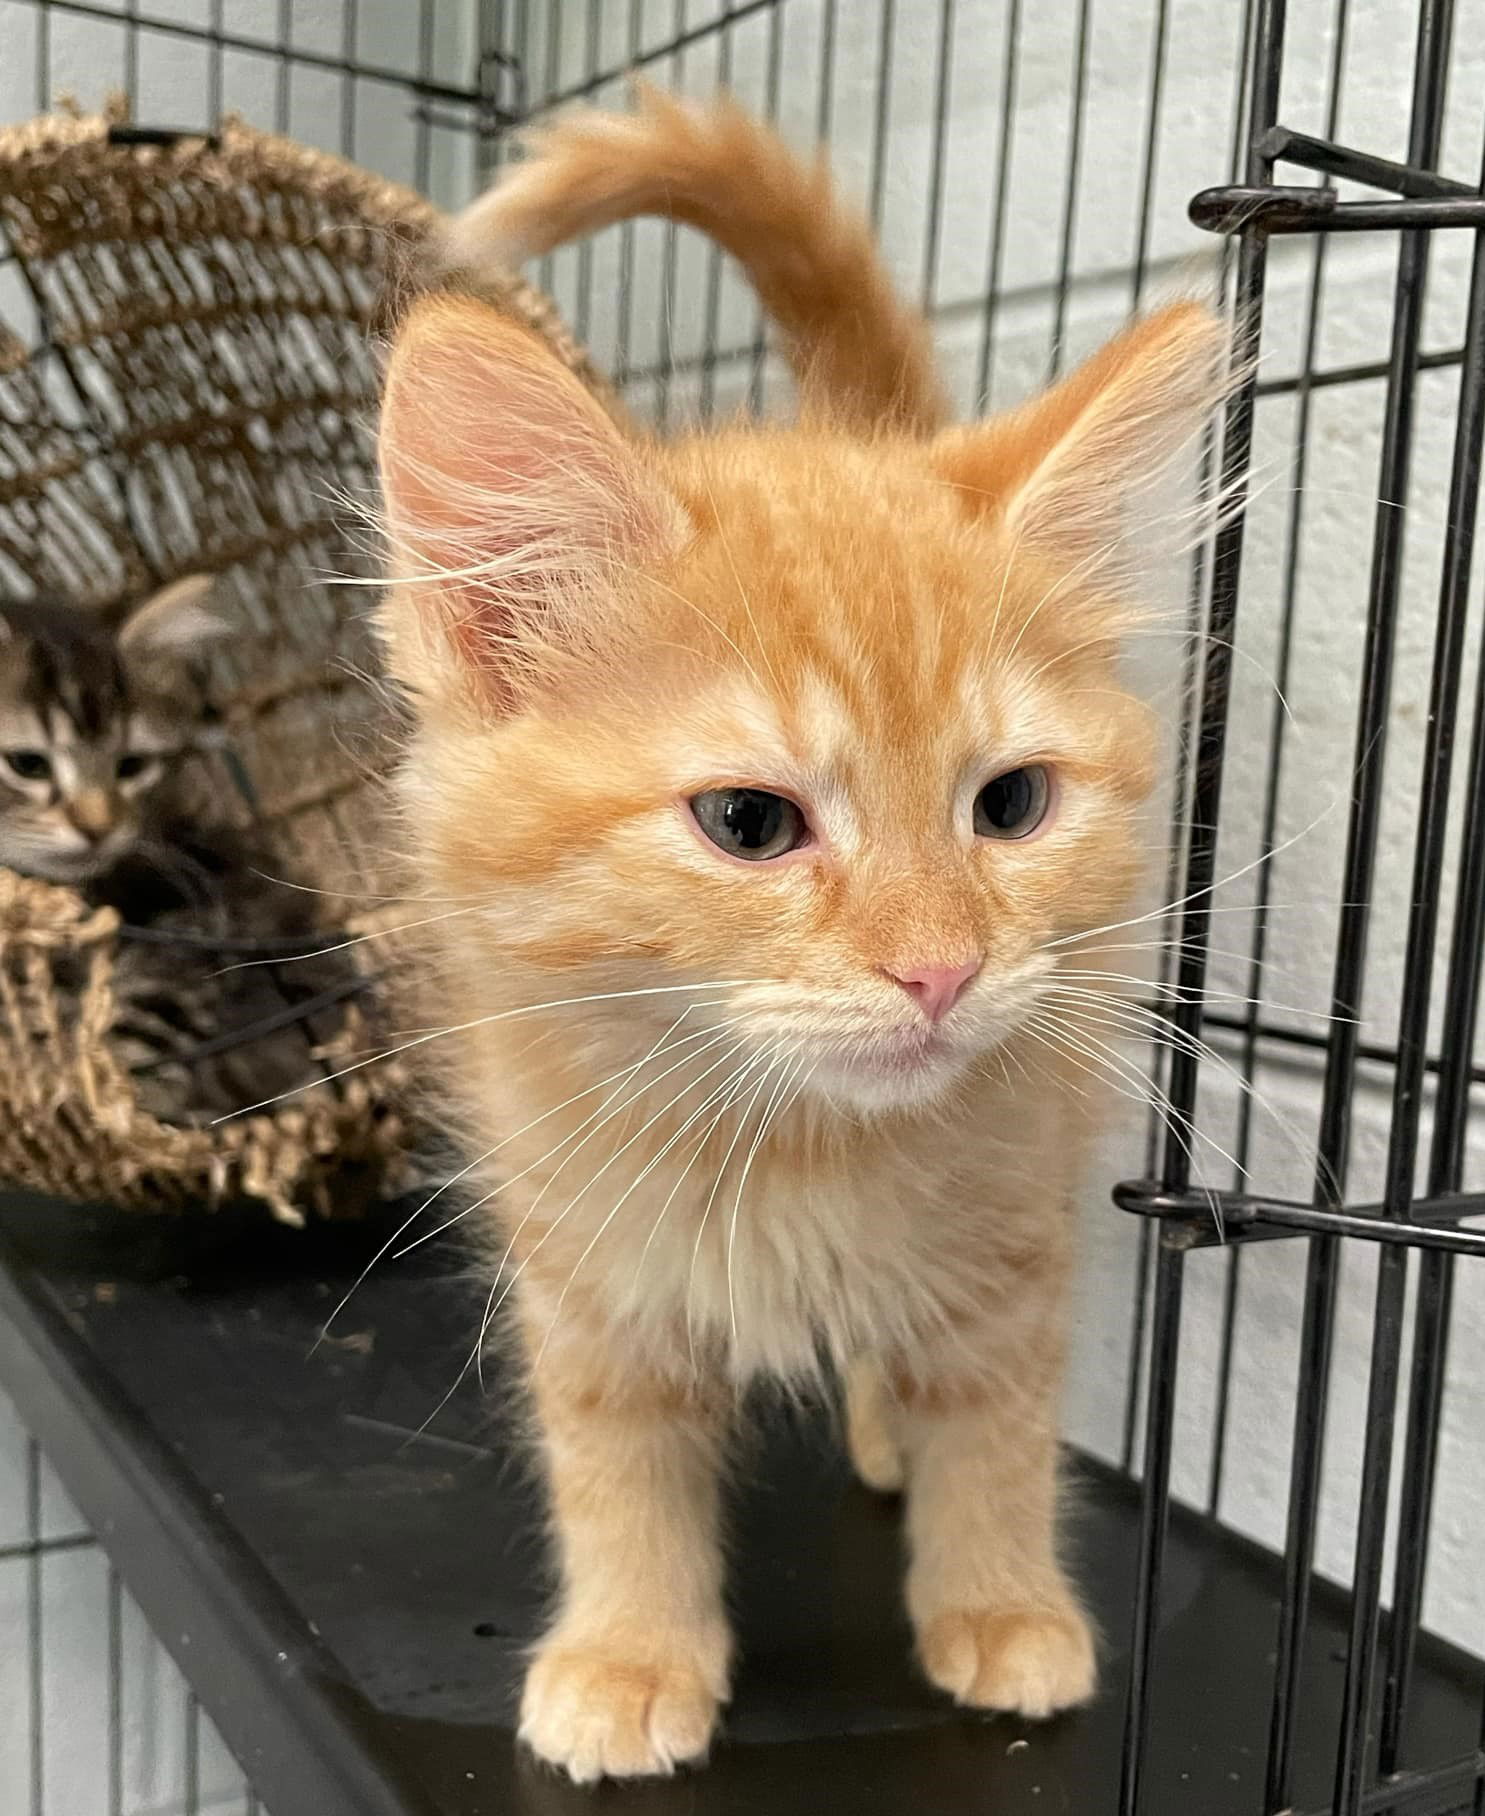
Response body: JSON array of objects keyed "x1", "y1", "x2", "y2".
[{"x1": 0, "y1": 578, "x2": 221, "y2": 885}]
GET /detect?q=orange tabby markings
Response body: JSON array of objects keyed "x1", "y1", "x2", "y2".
[{"x1": 376, "y1": 92, "x2": 1230, "y2": 1782}]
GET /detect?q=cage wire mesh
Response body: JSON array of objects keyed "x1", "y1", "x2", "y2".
[
  {"x1": 511, "y1": 2, "x2": 1485, "y2": 1810},
  {"x1": 1, "y1": 1, "x2": 1484, "y2": 1814}
]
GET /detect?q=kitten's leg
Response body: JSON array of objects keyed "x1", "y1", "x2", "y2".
[
  {"x1": 844, "y1": 1356, "x2": 905, "y2": 1493},
  {"x1": 898, "y1": 1316, "x2": 1095, "y2": 1719},
  {"x1": 518, "y1": 1312, "x2": 731, "y2": 1782}
]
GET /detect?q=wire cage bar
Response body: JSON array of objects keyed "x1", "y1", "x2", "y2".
[
  {"x1": 1114, "y1": 1, "x2": 1485, "y2": 1812},
  {"x1": 501, "y1": 4, "x2": 1485, "y2": 1814},
  {"x1": 1, "y1": 2, "x2": 1484, "y2": 1815}
]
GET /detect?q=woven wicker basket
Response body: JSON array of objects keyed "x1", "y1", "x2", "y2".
[{"x1": 0, "y1": 109, "x2": 596, "y2": 1224}]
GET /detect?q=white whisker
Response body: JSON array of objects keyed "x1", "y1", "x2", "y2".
[
  {"x1": 212, "y1": 979, "x2": 757, "y2": 1121},
  {"x1": 1020, "y1": 1012, "x2": 1225, "y2": 1234},
  {"x1": 1043, "y1": 799, "x2": 1337, "y2": 955},
  {"x1": 217, "y1": 900, "x2": 494, "y2": 974},
  {"x1": 629, "y1": 1056, "x2": 772, "y2": 1295},
  {"x1": 532, "y1": 1042, "x2": 793, "y2": 1368},
  {"x1": 686, "y1": 1041, "x2": 789, "y2": 1371},
  {"x1": 1037, "y1": 983, "x2": 1323, "y2": 1181},
  {"x1": 411, "y1": 1028, "x2": 754, "y2": 1436},
  {"x1": 725, "y1": 1048, "x2": 806, "y2": 1343},
  {"x1": 459, "y1": 1028, "x2": 761, "y2": 1402},
  {"x1": 389, "y1": 1014, "x2": 738, "y2": 1262}
]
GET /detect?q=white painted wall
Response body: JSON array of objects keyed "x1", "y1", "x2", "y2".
[{"x1": 519, "y1": 0, "x2": 1485, "y2": 1661}]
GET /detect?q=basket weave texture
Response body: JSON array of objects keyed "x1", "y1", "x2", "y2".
[{"x1": 0, "y1": 111, "x2": 595, "y2": 1223}]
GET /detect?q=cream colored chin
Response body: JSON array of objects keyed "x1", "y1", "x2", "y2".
[{"x1": 807, "y1": 1041, "x2": 976, "y2": 1116}]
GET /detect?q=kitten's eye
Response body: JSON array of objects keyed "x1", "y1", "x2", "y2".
[
  {"x1": 116, "y1": 753, "x2": 156, "y2": 781},
  {"x1": 690, "y1": 788, "x2": 807, "y2": 861},
  {"x1": 3, "y1": 750, "x2": 51, "y2": 783},
  {"x1": 974, "y1": 765, "x2": 1052, "y2": 839}
]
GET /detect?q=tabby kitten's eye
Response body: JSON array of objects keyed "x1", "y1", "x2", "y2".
[
  {"x1": 3, "y1": 750, "x2": 51, "y2": 783},
  {"x1": 974, "y1": 764, "x2": 1053, "y2": 839},
  {"x1": 116, "y1": 753, "x2": 157, "y2": 782},
  {"x1": 690, "y1": 787, "x2": 808, "y2": 861}
]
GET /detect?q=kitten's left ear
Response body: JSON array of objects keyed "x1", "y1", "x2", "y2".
[
  {"x1": 936, "y1": 302, "x2": 1230, "y2": 594},
  {"x1": 378, "y1": 294, "x2": 682, "y2": 712},
  {"x1": 119, "y1": 573, "x2": 229, "y2": 653}
]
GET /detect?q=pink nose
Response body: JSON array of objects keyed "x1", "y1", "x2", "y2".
[{"x1": 886, "y1": 958, "x2": 981, "y2": 1024}]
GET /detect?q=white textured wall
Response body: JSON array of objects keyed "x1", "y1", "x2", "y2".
[{"x1": 521, "y1": 0, "x2": 1485, "y2": 1659}]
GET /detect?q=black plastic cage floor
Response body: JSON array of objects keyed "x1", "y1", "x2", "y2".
[{"x1": 0, "y1": 1191, "x2": 1479, "y2": 1816}]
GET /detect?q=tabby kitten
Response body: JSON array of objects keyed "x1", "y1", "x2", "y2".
[
  {"x1": 0, "y1": 577, "x2": 221, "y2": 893},
  {"x1": 377, "y1": 94, "x2": 1227, "y2": 1780},
  {"x1": 0, "y1": 582, "x2": 349, "y2": 1121}
]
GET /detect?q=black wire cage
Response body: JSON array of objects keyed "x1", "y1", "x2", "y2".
[
  {"x1": 1127, "y1": 6, "x2": 1485, "y2": 1802},
  {"x1": 1, "y1": 3, "x2": 1484, "y2": 1816},
  {"x1": 507, "y1": 3, "x2": 1485, "y2": 1809},
  {"x1": 1122, "y1": 8, "x2": 1485, "y2": 1814}
]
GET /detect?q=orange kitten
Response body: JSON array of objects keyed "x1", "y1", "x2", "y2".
[{"x1": 377, "y1": 93, "x2": 1227, "y2": 1783}]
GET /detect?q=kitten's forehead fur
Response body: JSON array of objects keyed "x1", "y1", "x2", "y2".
[
  {"x1": 0, "y1": 597, "x2": 133, "y2": 740},
  {"x1": 636, "y1": 434, "x2": 1147, "y2": 822}
]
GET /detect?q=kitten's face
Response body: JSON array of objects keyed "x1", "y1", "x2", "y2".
[
  {"x1": 401, "y1": 441, "x2": 1156, "y2": 1112},
  {"x1": 0, "y1": 581, "x2": 219, "y2": 886},
  {"x1": 379, "y1": 300, "x2": 1222, "y2": 1116}
]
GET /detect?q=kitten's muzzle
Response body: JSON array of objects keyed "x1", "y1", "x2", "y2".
[{"x1": 65, "y1": 788, "x2": 116, "y2": 844}]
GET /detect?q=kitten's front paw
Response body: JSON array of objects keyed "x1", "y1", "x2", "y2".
[
  {"x1": 518, "y1": 1636, "x2": 724, "y2": 1782},
  {"x1": 918, "y1": 1606, "x2": 1096, "y2": 1718}
]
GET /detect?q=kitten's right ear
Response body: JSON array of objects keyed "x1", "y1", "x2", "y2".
[
  {"x1": 936, "y1": 302, "x2": 1230, "y2": 599},
  {"x1": 378, "y1": 295, "x2": 680, "y2": 710}
]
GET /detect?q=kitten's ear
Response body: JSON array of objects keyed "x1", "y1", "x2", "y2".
[
  {"x1": 120, "y1": 573, "x2": 228, "y2": 653},
  {"x1": 937, "y1": 302, "x2": 1230, "y2": 594},
  {"x1": 378, "y1": 294, "x2": 680, "y2": 709}
]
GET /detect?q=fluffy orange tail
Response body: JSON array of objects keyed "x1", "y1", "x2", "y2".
[{"x1": 443, "y1": 89, "x2": 949, "y2": 435}]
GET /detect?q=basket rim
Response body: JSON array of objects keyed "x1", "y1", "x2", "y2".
[
  {"x1": 0, "y1": 106, "x2": 610, "y2": 418},
  {"x1": 0, "y1": 107, "x2": 441, "y2": 231}
]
